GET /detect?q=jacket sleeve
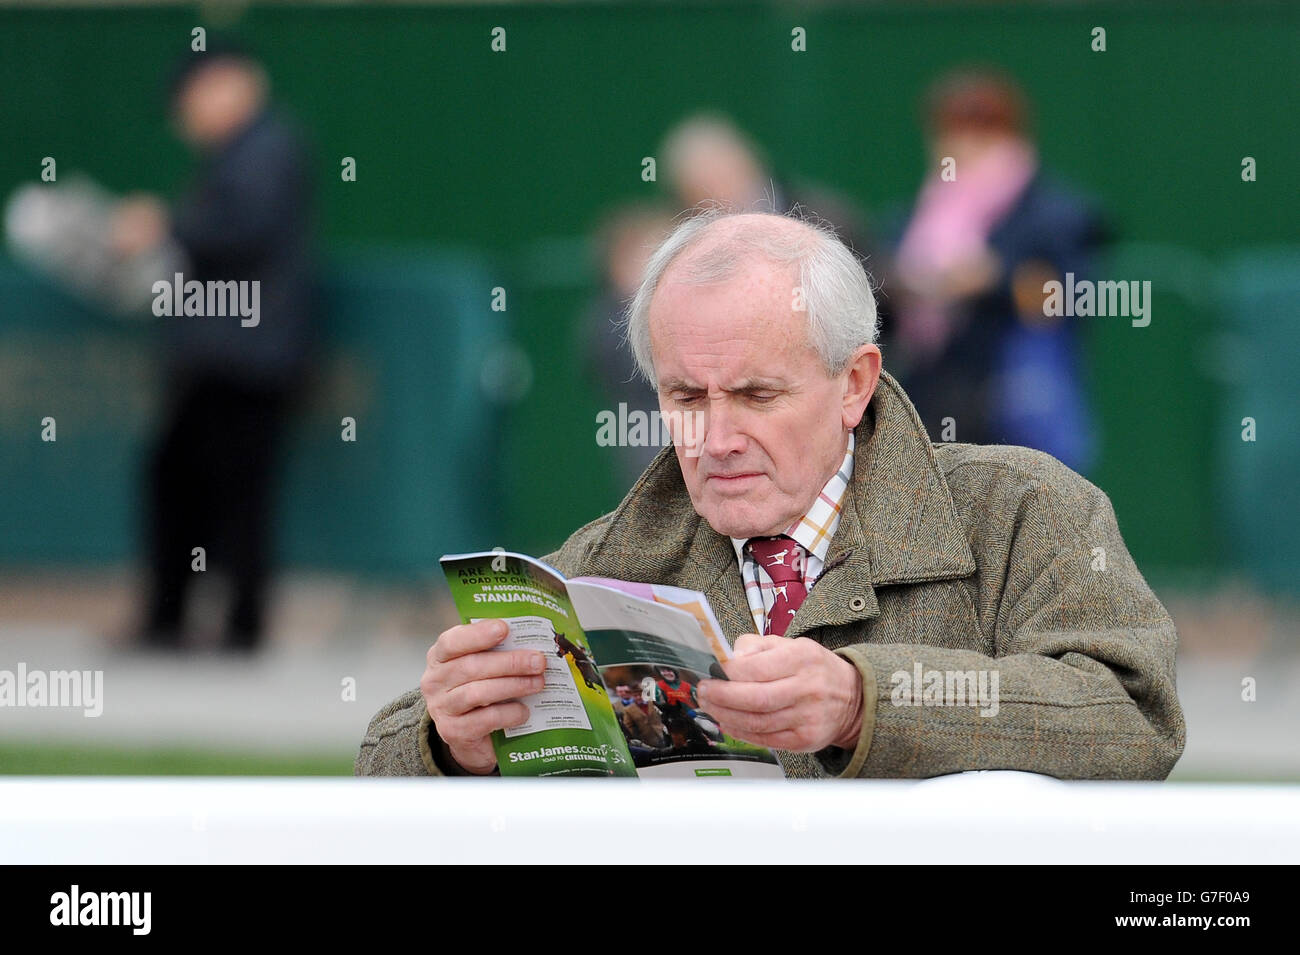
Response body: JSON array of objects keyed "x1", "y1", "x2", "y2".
[
  {"x1": 354, "y1": 688, "x2": 444, "y2": 776},
  {"x1": 826, "y1": 469, "x2": 1186, "y2": 781}
]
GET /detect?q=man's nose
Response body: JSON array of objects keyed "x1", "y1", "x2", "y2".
[{"x1": 701, "y1": 397, "x2": 747, "y2": 458}]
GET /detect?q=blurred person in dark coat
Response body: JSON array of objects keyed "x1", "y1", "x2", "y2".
[
  {"x1": 111, "y1": 42, "x2": 316, "y2": 651},
  {"x1": 888, "y1": 69, "x2": 1108, "y2": 472}
]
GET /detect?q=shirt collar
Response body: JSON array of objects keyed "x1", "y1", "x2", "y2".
[{"x1": 729, "y1": 430, "x2": 856, "y2": 567}]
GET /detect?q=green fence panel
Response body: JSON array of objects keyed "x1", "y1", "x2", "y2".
[
  {"x1": 1215, "y1": 247, "x2": 1300, "y2": 594},
  {"x1": 0, "y1": 248, "x2": 509, "y2": 577}
]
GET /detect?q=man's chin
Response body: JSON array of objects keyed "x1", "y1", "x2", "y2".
[{"x1": 698, "y1": 500, "x2": 786, "y2": 541}]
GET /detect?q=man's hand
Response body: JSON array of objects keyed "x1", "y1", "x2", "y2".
[
  {"x1": 697, "y1": 634, "x2": 863, "y2": 753},
  {"x1": 420, "y1": 620, "x2": 547, "y2": 775}
]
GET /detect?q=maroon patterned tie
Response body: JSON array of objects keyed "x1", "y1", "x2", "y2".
[{"x1": 747, "y1": 535, "x2": 810, "y2": 637}]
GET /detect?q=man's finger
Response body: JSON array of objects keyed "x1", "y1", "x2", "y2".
[
  {"x1": 732, "y1": 633, "x2": 783, "y2": 657},
  {"x1": 442, "y1": 648, "x2": 547, "y2": 687},
  {"x1": 720, "y1": 643, "x2": 801, "y2": 683},
  {"x1": 707, "y1": 701, "x2": 801, "y2": 738},
  {"x1": 700, "y1": 675, "x2": 801, "y2": 714},
  {"x1": 432, "y1": 620, "x2": 510, "y2": 663},
  {"x1": 442, "y1": 674, "x2": 546, "y2": 717},
  {"x1": 447, "y1": 701, "x2": 531, "y2": 742}
]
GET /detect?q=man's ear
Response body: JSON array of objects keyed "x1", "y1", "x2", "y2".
[{"x1": 841, "y1": 344, "x2": 882, "y2": 430}]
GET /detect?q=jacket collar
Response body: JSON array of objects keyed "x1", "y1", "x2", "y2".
[{"x1": 581, "y1": 370, "x2": 976, "y2": 639}]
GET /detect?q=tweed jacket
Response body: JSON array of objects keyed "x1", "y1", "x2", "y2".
[{"x1": 355, "y1": 371, "x2": 1185, "y2": 780}]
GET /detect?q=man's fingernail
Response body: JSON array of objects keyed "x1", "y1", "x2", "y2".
[{"x1": 532, "y1": 655, "x2": 546, "y2": 672}]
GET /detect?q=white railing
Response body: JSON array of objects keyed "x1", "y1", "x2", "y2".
[{"x1": 2, "y1": 772, "x2": 1297, "y2": 863}]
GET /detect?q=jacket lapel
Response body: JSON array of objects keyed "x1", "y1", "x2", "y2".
[{"x1": 852, "y1": 372, "x2": 975, "y2": 588}]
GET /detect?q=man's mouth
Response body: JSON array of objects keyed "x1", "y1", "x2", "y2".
[{"x1": 705, "y1": 471, "x2": 764, "y2": 492}]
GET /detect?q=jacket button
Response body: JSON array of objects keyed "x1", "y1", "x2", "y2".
[{"x1": 848, "y1": 596, "x2": 867, "y2": 612}]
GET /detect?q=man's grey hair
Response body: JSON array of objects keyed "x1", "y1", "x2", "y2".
[{"x1": 624, "y1": 207, "x2": 879, "y2": 387}]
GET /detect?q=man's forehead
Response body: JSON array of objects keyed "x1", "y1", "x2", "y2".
[
  {"x1": 650, "y1": 257, "x2": 801, "y2": 336},
  {"x1": 652, "y1": 319, "x2": 806, "y2": 387},
  {"x1": 649, "y1": 275, "x2": 811, "y2": 381}
]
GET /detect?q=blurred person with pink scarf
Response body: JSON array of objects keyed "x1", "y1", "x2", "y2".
[{"x1": 888, "y1": 69, "x2": 1108, "y2": 471}]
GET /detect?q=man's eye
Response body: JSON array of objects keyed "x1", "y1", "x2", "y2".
[
  {"x1": 748, "y1": 393, "x2": 778, "y2": 403},
  {"x1": 672, "y1": 393, "x2": 703, "y2": 405}
]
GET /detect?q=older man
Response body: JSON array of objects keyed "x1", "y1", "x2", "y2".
[{"x1": 356, "y1": 209, "x2": 1185, "y2": 780}]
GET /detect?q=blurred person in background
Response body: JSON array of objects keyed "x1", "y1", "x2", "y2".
[
  {"x1": 887, "y1": 68, "x2": 1108, "y2": 472},
  {"x1": 109, "y1": 41, "x2": 317, "y2": 652},
  {"x1": 581, "y1": 203, "x2": 675, "y2": 487},
  {"x1": 661, "y1": 112, "x2": 775, "y2": 213},
  {"x1": 660, "y1": 111, "x2": 882, "y2": 287}
]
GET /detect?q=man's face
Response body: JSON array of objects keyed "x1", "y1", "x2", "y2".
[
  {"x1": 174, "y1": 61, "x2": 264, "y2": 148},
  {"x1": 648, "y1": 248, "x2": 859, "y2": 540},
  {"x1": 673, "y1": 141, "x2": 764, "y2": 209}
]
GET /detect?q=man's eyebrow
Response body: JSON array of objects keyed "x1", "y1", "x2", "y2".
[
  {"x1": 659, "y1": 377, "x2": 702, "y2": 393},
  {"x1": 729, "y1": 378, "x2": 787, "y2": 393},
  {"x1": 658, "y1": 377, "x2": 787, "y2": 393}
]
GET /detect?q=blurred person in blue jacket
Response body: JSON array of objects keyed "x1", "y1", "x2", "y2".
[
  {"x1": 110, "y1": 40, "x2": 316, "y2": 651},
  {"x1": 888, "y1": 68, "x2": 1108, "y2": 472}
]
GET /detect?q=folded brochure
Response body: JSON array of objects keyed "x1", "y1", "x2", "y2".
[{"x1": 441, "y1": 551, "x2": 785, "y2": 778}]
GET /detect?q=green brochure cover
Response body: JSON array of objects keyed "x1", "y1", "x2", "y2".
[{"x1": 440, "y1": 551, "x2": 784, "y2": 779}]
